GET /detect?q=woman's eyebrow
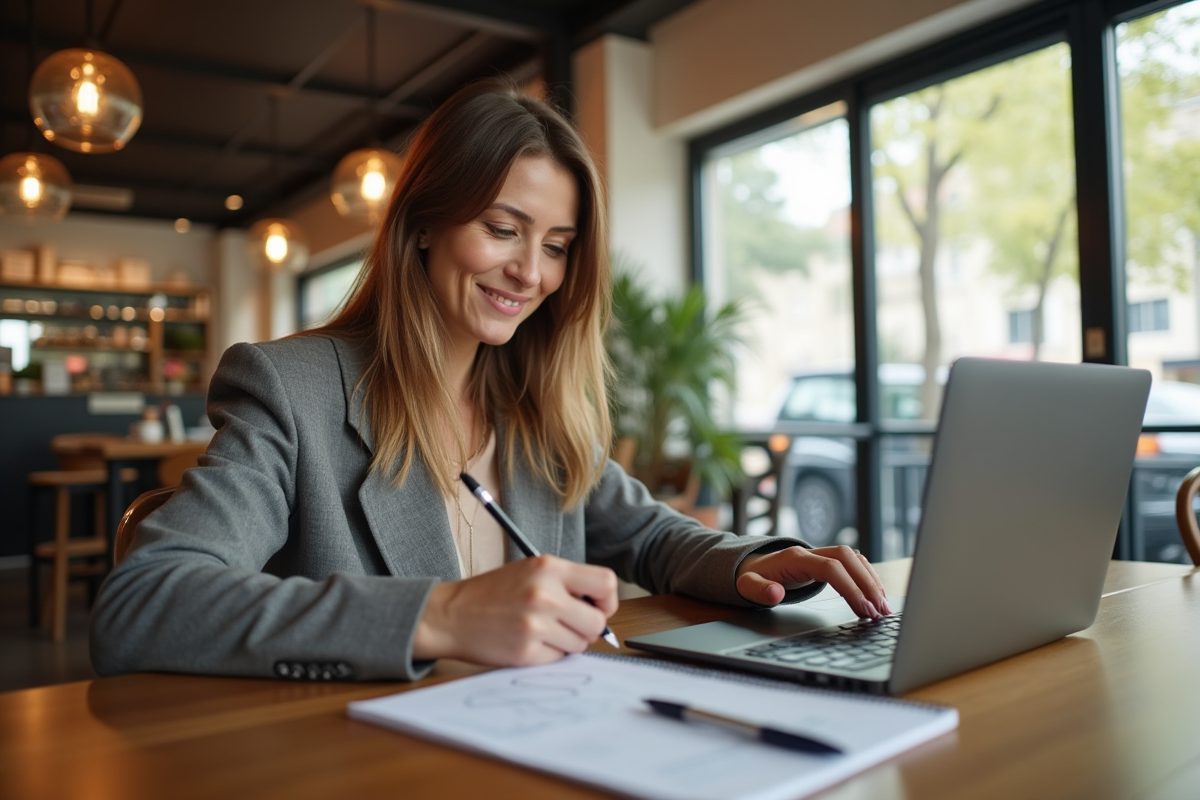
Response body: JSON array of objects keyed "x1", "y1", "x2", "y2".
[{"x1": 489, "y1": 202, "x2": 576, "y2": 234}]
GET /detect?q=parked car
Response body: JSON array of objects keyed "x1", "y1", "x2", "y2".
[
  {"x1": 774, "y1": 364, "x2": 933, "y2": 546},
  {"x1": 774, "y1": 366, "x2": 1200, "y2": 562}
]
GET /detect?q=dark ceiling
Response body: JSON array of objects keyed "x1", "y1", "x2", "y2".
[{"x1": 0, "y1": 0, "x2": 694, "y2": 226}]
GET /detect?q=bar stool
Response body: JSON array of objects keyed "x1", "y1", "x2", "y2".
[{"x1": 27, "y1": 466, "x2": 138, "y2": 642}]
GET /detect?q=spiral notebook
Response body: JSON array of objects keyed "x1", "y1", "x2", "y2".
[{"x1": 347, "y1": 653, "x2": 957, "y2": 800}]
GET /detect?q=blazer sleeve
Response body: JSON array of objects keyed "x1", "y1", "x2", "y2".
[
  {"x1": 583, "y1": 459, "x2": 827, "y2": 607},
  {"x1": 89, "y1": 343, "x2": 437, "y2": 682}
]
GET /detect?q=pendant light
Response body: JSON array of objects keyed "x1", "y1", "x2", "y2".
[
  {"x1": 0, "y1": 3, "x2": 73, "y2": 222},
  {"x1": 0, "y1": 151, "x2": 73, "y2": 221},
  {"x1": 28, "y1": 0, "x2": 142, "y2": 154},
  {"x1": 248, "y1": 96, "x2": 308, "y2": 273},
  {"x1": 330, "y1": 7, "x2": 403, "y2": 226}
]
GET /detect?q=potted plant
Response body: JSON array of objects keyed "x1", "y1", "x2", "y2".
[{"x1": 606, "y1": 268, "x2": 745, "y2": 525}]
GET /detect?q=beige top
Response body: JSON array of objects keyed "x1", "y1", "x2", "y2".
[{"x1": 443, "y1": 430, "x2": 507, "y2": 578}]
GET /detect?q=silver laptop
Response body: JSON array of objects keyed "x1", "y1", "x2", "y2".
[{"x1": 628, "y1": 357, "x2": 1151, "y2": 694}]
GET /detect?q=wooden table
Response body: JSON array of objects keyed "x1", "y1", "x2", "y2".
[
  {"x1": 2, "y1": 559, "x2": 1197, "y2": 800},
  {"x1": 52, "y1": 435, "x2": 207, "y2": 553}
]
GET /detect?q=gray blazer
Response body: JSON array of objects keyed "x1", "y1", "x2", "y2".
[{"x1": 90, "y1": 335, "x2": 821, "y2": 681}]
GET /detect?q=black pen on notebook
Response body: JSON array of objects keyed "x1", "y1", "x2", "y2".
[
  {"x1": 642, "y1": 698, "x2": 844, "y2": 755},
  {"x1": 459, "y1": 472, "x2": 620, "y2": 649}
]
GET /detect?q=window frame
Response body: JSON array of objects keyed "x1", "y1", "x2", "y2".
[
  {"x1": 690, "y1": 0, "x2": 1189, "y2": 560},
  {"x1": 295, "y1": 255, "x2": 365, "y2": 331}
]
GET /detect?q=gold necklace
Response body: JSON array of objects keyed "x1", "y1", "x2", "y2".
[
  {"x1": 452, "y1": 428, "x2": 488, "y2": 576},
  {"x1": 453, "y1": 485, "x2": 480, "y2": 576}
]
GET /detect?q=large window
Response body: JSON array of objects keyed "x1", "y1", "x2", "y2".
[
  {"x1": 694, "y1": 0, "x2": 1200, "y2": 563},
  {"x1": 1117, "y1": 2, "x2": 1200, "y2": 563},
  {"x1": 702, "y1": 104, "x2": 858, "y2": 546},
  {"x1": 298, "y1": 258, "x2": 363, "y2": 329}
]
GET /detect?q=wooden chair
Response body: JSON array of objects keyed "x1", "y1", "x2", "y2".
[
  {"x1": 114, "y1": 487, "x2": 176, "y2": 566},
  {"x1": 27, "y1": 466, "x2": 138, "y2": 641},
  {"x1": 1173, "y1": 466, "x2": 1200, "y2": 566}
]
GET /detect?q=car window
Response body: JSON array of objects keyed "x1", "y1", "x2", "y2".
[
  {"x1": 780, "y1": 376, "x2": 855, "y2": 422},
  {"x1": 881, "y1": 383, "x2": 923, "y2": 420},
  {"x1": 1144, "y1": 381, "x2": 1200, "y2": 425}
]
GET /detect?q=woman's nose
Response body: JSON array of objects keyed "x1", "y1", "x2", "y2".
[{"x1": 505, "y1": 244, "x2": 541, "y2": 287}]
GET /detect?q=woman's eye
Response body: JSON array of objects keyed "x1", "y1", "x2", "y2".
[
  {"x1": 485, "y1": 223, "x2": 517, "y2": 238},
  {"x1": 544, "y1": 243, "x2": 568, "y2": 258}
]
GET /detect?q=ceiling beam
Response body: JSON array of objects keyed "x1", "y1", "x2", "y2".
[
  {"x1": 568, "y1": 0, "x2": 697, "y2": 46},
  {"x1": 0, "y1": 112, "x2": 338, "y2": 169},
  {"x1": 364, "y1": 0, "x2": 554, "y2": 41},
  {"x1": 0, "y1": 26, "x2": 425, "y2": 109}
]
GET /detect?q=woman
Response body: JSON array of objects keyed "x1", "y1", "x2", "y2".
[{"x1": 91, "y1": 80, "x2": 889, "y2": 681}]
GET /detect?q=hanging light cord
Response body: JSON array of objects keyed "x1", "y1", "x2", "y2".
[
  {"x1": 366, "y1": 6, "x2": 379, "y2": 147},
  {"x1": 26, "y1": 0, "x2": 37, "y2": 150}
]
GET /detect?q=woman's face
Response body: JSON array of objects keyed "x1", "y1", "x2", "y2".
[{"x1": 422, "y1": 155, "x2": 579, "y2": 349}]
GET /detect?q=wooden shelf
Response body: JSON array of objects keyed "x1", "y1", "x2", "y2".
[
  {"x1": 33, "y1": 343, "x2": 149, "y2": 353},
  {"x1": 0, "y1": 279, "x2": 210, "y2": 297}
]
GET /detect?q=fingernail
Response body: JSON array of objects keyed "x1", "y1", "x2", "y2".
[
  {"x1": 861, "y1": 601, "x2": 879, "y2": 619},
  {"x1": 880, "y1": 598, "x2": 893, "y2": 615}
]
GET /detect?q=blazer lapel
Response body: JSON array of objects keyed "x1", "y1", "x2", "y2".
[
  {"x1": 329, "y1": 335, "x2": 461, "y2": 580},
  {"x1": 499, "y1": 424, "x2": 563, "y2": 559},
  {"x1": 358, "y1": 451, "x2": 462, "y2": 580}
]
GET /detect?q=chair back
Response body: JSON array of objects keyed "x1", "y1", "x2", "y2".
[
  {"x1": 1174, "y1": 466, "x2": 1200, "y2": 566},
  {"x1": 114, "y1": 488, "x2": 175, "y2": 566}
]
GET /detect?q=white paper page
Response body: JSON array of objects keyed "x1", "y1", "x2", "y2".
[{"x1": 348, "y1": 654, "x2": 957, "y2": 800}]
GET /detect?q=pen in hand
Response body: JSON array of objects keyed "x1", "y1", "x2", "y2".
[
  {"x1": 459, "y1": 473, "x2": 620, "y2": 649},
  {"x1": 643, "y1": 698, "x2": 844, "y2": 755}
]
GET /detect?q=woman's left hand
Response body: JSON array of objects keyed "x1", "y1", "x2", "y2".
[{"x1": 735, "y1": 545, "x2": 891, "y2": 618}]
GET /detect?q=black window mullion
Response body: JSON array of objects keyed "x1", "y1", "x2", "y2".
[
  {"x1": 1071, "y1": 0, "x2": 1127, "y2": 367},
  {"x1": 848, "y1": 84, "x2": 884, "y2": 562}
]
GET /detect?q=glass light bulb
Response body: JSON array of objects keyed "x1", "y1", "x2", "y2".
[
  {"x1": 330, "y1": 148, "x2": 404, "y2": 224},
  {"x1": 265, "y1": 232, "x2": 289, "y2": 263},
  {"x1": 75, "y1": 79, "x2": 100, "y2": 117},
  {"x1": 361, "y1": 168, "x2": 386, "y2": 201},
  {"x1": 30, "y1": 48, "x2": 143, "y2": 154},
  {"x1": 0, "y1": 152, "x2": 72, "y2": 221},
  {"x1": 248, "y1": 218, "x2": 307, "y2": 273},
  {"x1": 19, "y1": 176, "x2": 43, "y2": 204}
]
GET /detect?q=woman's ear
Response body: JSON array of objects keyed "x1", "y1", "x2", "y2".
[{"x1": 417, "y1": 229, "x2": 429, "y2": 249}]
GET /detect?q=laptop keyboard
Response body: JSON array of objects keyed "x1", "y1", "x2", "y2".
[{"x1": 730, "y1": 614, "x2": 903, "y2": 673}]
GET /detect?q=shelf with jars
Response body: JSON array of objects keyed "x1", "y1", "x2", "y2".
[{"x1": 0, "y1": 280, "x2": 212, "y2": 396}]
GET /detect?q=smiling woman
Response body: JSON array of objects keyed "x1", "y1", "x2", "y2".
[{"x1": 89, "y1": 79, "x2": 887, "y2": 683}]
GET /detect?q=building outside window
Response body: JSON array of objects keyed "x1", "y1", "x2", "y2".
[{"x1": 1128, "y1": 299, "x2": 1170, "y2": 334}]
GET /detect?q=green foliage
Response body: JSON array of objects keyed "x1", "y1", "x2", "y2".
[
  {"x1": 717, "y1": 149, "x2": 837, "y2": 300},
  {"x1": 1118, "y1": 8, "x2": 1200, "y2": 291},
  {"x1": 607, "y1": 267, "x2": 746, "y2": 498}
]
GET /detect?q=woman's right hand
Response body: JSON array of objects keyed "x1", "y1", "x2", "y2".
[{"x1": 412, "y1": 555, "x2": 618, "y2": 666}]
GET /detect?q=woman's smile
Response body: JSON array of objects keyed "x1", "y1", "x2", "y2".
[{"x1": 423, "y1": 154, "x2": 578, "y2": 349}]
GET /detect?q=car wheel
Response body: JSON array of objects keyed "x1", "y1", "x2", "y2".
[{"x1": 793, "y1": 475, "x2": 841, "y2": 547}]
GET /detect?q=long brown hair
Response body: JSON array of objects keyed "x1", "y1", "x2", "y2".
[{"x1": 311, "y1": 79, "x2": 611, "y2": 509}]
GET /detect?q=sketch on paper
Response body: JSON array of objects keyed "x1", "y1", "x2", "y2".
[{"x1": 459, "y1": 672, "x2": 615, "y2": 736}]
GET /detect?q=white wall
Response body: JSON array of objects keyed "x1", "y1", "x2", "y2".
[
  {"x1": 213, "y1": 228, "x2": 258, "y2": 353},
  {"x1": 574, "y1": 36, "x2": 689, "y2": 296},
  {"x1": 651, "y1": 0, "x2": 1038, "y2": 136}
]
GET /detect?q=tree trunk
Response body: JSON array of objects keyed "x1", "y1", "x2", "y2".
[
  {"x1": 917, "y1": 139, "x2": 944, "y2": 421},
  {"x1": 1031, "y1": 202, "x2": 1072, "y2": 362}
]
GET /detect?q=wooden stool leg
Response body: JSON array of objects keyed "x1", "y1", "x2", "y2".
[
  {"x1": 51, "y1": 487, "x2": 70, "y2": 643},
  {"x1": 28, "y1": 486, "x2": 41, "y2": 628}
]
